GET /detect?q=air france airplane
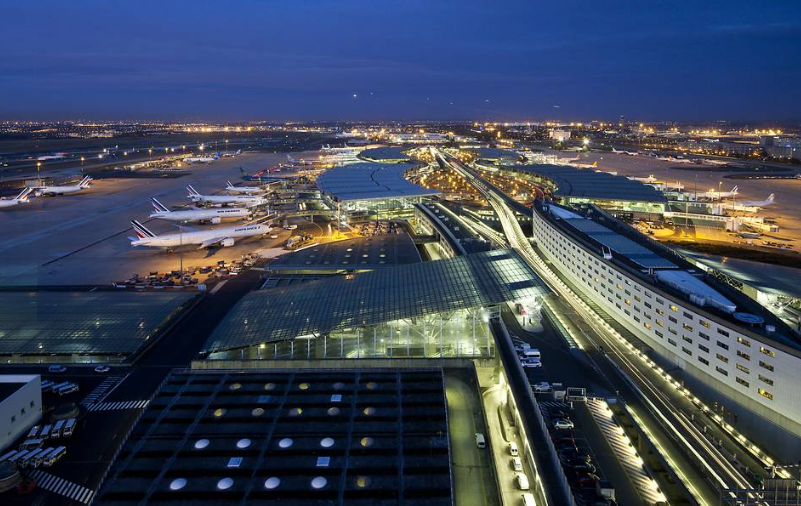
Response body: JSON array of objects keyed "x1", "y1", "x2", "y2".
[
  {"x1": 149, "y1": 198, "x2": 250, "y2": 223},
  {"x1": 129, "y1": 220, "x2": 270, "y2": 249},
  {"x1": 225, "y1": 181, "x2": 266, "y2": 195},
  {"x1": 34, "y1": 176, "x2": 92, "y2": 196},
  {"x1": 286, "y1": 154, "x2": 314, "y2": 166},
  {"x1": 0, "y1": 188, "x2": 33, "y2": 208},
  {"x1": 739, "y1": 194, "x2": 776, "y2": 207},
  {"x1": 186, "y1": 185, "x2": 265, "y2": 207}
]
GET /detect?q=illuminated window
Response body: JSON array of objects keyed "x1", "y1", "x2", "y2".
[
  {"x1": 736, "y1": 363, "x2": 749, "y2": 374},
  {"x1": 758, "y1": 388, "x2": 773, "y2": 400},
  {"x1": 644, "y1": 323, "x2": 652, "y2": 330},
  {"x1": 669, "y1": 305, "x2": 678, "y2": 311},
  {"x1": 656, "y1": 309, "x2": 665, "y2": 316},
  {"x1": 737, "y1": 350, "x2": 750, "y2": 361},
  {"x1": 759, "y1": 346, "x2": 775, "y2": 357},
  {"x1": 700, "y1": 320, "x2": 710, "y2": 328},
  {"x1": 656, "y1": 320, "x2": 664, "y2": 327},
  {"x1": 716, "y1": 353, "x2": 729, "y2": 363},
  {"x1": 683, "y1": 324, "x2": 693, "y2": 331},
  {"x1": 624, "y1": 299, "x2": 631, "y2": 306},
  {"x1": 737, "y1": 337, "x2": 751, "y2": 347}
]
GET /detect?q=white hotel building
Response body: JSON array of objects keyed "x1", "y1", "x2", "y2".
[{"x1": 530, "y1": 202, "x2": 801, "y2": 460}]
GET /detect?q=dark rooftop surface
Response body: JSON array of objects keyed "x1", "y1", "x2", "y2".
[
  {"x1": 318, "y1": 163, "x2": 439, "y2": 202},
  {"x1": 203, "y1": 249, "x2": 548, "y2": 353},
  {"x1": 513, "y1": 164, "x2": 667, "y2": 203},
  {"x1": 95, "y1": 369, "x2": 453, "y2": 506},
  {"x1": 268, "y1": 233, "x2": 421, "y2": 272},
  {"x1": 0, "y1": 291, "x2": 193, "y2": 356},
  {"x1": 0, "y1": 381, "x2": 25, "y2": 402},
  {"x1": 358, "y1": 147, "x2": 411, "y2": 163},
  {"x1": 415, "y1": 202, "x2": 492, "y2": 255}
]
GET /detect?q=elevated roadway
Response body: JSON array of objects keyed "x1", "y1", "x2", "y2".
[{"x1": 435, "y1": 149, "x2": 770, "y2": 506}]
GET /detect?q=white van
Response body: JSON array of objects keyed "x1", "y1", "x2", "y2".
[
  {"x1": 509, "y1": 442, "x2": 519, "y2": 456},
  {"x1": 475, "y1": 433, "x2": 486, "y2": 449},
  {"x1": 522, "y1": 492, "x2": 537, "y2": 506},
  {"x1": 516, "y1": 473, "x2": 530, "y2": 490},
  {"x1": 511, "y1": 457, "x2": 523, "y2": 471},
  {"x1": 520, "y1": 348, "x2": 541, "y2": 359}
]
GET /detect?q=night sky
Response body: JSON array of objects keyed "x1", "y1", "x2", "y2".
[{"x1": 2, "y1": 0, "x2": 799, "y2": 122}]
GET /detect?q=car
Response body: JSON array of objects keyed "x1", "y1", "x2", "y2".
[
  {"x1": 553, "y1": 419, "x2": 575, "y2": 430},
  {"x1": 475, "y1": 433, "x2": 486, "y2": 449},
  {"x1": 532, "y1": 382, "x2": 551, "y2": 393},
  {"x1": 94, "y1": 365, "x2": 110, "y2": 373},
  {"x1": 515, "y1": 473, "x2": 530, "y2": 491},
  {"x1": 572, "y1": 462, "x2": 597, "y2": 474},
  {"x1": 514, "y1": 343, "x2": 531, "y2": 353},
  {"x1": 565, "y1": 454, "x2": 592, "y2": 465},
  {"x1": 521, "y1": 359, "x2": 542, "y2": 368},
  {"x1": 511, "y1": 457, "x2": 523, "y2": 471},
  {"x1": 509, "y1": 442, "x2": 519, "y2": 456},
  {"x1": 48, "y1": 365, "x2": 67, "y2": 373},
  {"x1": 576, "y1": 473, "x2": 600, "y2": 488}
]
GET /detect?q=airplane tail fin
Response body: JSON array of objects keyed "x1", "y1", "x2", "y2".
[
  {"x1": 767, "y1": 193, "x2": 775, "y2": 203},
  {"x1": 131, "y1": 220, "x2": 156, "y2": 239},
  {"x1": 591, "y1": 161, "x2": 598, "y2": 167},
  {"x1": 79, "y1": 175, "x2": 92, "y2": 187},
  {"x1": 186, "y1": 184, "x2": 200, "y2": 197},
  {"x1": 226, "y1": 181, "x2": 234, "y2": 188},
  {"x1": 150, "y1": 198, "x2": 169, "y2": 213},
  {"x1": 731, "y1": 185, "x2": 738, "y2": 193},
  {"x1": 15, "y1": 188, "x2": 32, "y2": 201}
]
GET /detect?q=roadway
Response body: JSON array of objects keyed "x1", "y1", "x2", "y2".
[{"x1": 437, "y1": 149, "x2": 771, "y2": 506}]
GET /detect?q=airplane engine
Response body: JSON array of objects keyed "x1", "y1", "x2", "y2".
[
  {"x1": 209, "y1": 217, "x2": 221, "y2": 224},
  {"x1": 221, "y1": 238, "x2": 235, "y2": 247}
]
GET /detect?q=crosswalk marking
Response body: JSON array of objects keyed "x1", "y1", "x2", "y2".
[
  {"x1": 86, "y1": 399, "x2": 149, "y2": 412},
  {"x1": 587, "y1": 399, "x2": 664, "y2": 505},
  {"x1": 81, "y1": 375, "x2": 124, "y2": 405},
  {"x1": 30, "y1": 469, "x2": 95, "y2": 504}
]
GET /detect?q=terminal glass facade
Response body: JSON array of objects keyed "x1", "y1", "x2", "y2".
[{"x1": 207, "y1": 305, "x2": 497, "y2": 361}]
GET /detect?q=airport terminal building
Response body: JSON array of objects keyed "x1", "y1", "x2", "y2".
[
  {"x1": 497, "y1": 164, "x2": 667, "y2": 217},
  {"x1": 201, "y1": 250, "x2": 546, "y2": 362},
  {"x1": 317, "y1": 163, "x2": 439, "y2": 222},
  {"x1": 529, "y1": 201, "x2": 801, "y2": 459}
]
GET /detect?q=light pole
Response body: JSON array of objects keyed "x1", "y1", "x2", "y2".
[{"x1": 36, "y1": 162, "x2": 42, "y2": 184}]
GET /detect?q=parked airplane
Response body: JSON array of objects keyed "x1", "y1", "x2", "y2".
[
  {"x1": 186, "y1": 185, "x2": 265, "y2": 207},
  {"x1": 696, "y1": 186, "x2": 739, "y2": 200},
  {"x1": 225, "y1": 181, "x2": 265, "y2": 195},
  {"x1": 129, "y1": 220, "x2": 270, "y2": 249},
  {"x1": 628, "y1": 174, "x2": 659, "y2": 184},
  {"x1": 149, "y1": 198, "x2": 250, "y2": 224},
  {"x1": 183, "y1": 152, "x2": 220, "y2": 164},
  {"x1": 0, "y1": 188, "x2": 33, "y2": 208},
  {"x1": 286, "y1": 154, "x2": 314, "y2": 166},
  {"x1": 739, "y1": 194, "x2": 776, "y2": 207},
  {"x1": 240, "y1": 167, "x2": 281, "y2": 182},
  {"x1": 34, "y1": 176, "x2": 91, "y2": 196},
  {"x1": 221, "y1": 149, "x2": 242, "y2": 157},
  {"x1": 656, "y1": 155, "x2": 694, "y2": 164},
  {"x1": 35, "y1": 152, "x2": 68, "y2": 161},
  {"x1": 612, "y1": 148, "x2": 638, "y2": 156}
]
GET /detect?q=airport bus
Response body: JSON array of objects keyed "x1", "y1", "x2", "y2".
[
  {"x1": 26, "y1": 425, "x2": 40, "y2": 439},
  {"x1": 8, "y1": 450, "x2": 31, "y2": 464},
  {"x1": 56, "y1": 383, "x2": 79, "y2": 396},
  {"x1": 63, "y1": 418, "x2": 76, "y2": 437},
  {"x1": 52, "y1": 420, "x2": 65, "y2": 438},
  {"x1": 44, "y1": 447, "x2": 66, "y2": 467},
  {"x1": 41, "y1": 380, "x2": 54, "y2": 392},
  {"x1": 19, "y1": 438, "x2": 44, "y2": 451},
  {"x1": 0, "y1": 450, "x2": 19, "y2": 463},
  {"x1": 39, "y1": 425, "x2": 52, "y2": 439},
  {"x1": 21, "y1": 448, "x2": 45, "y2": 468},
  {"x1": 48, "y1": 382, "x2": 70, "y2": 392}
]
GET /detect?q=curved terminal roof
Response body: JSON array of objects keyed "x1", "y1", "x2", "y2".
[
  {"x1": 359, "y1": 147, "x2": 411, "y2": 163},
  {"x1": 318, "y1": 163, "x2": 439, "y2": 202},
  {"x1": 204, "y1": 249, "x2": 548, "y2": 353},
  {"x1": 516, "y1": 164, "x2": 667, "y2": 203}
]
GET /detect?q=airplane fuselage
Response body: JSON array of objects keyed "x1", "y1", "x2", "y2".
[{"x1": 131, "y1": 224, "x2": 270, "y2": 248}]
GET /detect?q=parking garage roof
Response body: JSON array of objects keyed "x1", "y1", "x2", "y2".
[
  {"x1": 0, "y1": 291, "x2": 193, "y2": 356},
  {"x1": 268, "y1": 233, "x2": 422, "y2": 271},
  {"x1": 358, "y1": 146, "x2": 411, "y2": 163},
  {"x1": 94, "y1": 369, "x2": 453, "y2": 506},
  {"x1": 317, "y1": 163, "x2": 439, "y2": 202},
  {"x1": 203, "y1": 249, "x2": 547, "y2": 353},
  {"x1": 515, "y1": 164, "x2": 667, "y2": 203},
  {"x1": 468, "y1": 147, "x2": 521, "y2": 162}
]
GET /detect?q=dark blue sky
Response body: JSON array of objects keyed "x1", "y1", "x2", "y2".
[{"x1": 2, "y1": 0, "x2": 799, "y2": 122}]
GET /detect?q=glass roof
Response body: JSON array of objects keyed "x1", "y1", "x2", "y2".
[
  {"x1": 204, "y1": 249, "x2": 547, "y2": 353},
  {"x1": 517, "y1": 164, "x2": 667, "y2": 202},
  {"x1": 0, "y1": 291, "x2": 193, "y2": 355},
  {"x1": 317, "y1": 163, "x2": 440, "y2": 201}
]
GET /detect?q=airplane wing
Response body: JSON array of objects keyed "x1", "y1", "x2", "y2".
[{"x1": 197, "y1": 237, "x2": 229, "y2": 249}]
